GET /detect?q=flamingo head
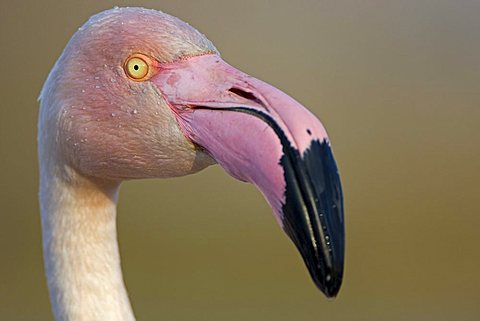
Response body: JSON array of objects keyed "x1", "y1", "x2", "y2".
[{"x1": 39, "y1": 7, "x2": 344, "y2": 297}]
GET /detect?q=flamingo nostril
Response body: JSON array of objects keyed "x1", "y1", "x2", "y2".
[{"x1": 228, "y1": 87, "x2": 266, "y2": 108}]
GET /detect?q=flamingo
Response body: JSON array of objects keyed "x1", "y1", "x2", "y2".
[{"x1": 38, "y1": 7, "x2": 344, "y2": 321}]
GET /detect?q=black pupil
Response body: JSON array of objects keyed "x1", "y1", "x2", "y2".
[{"x1": 134, "y1": 64, "x2": 139, "y2": 71}]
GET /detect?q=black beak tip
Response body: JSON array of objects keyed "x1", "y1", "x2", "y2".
[
  {"x1": 284, "y1": 219, "x2": 344, "y2": 298},
  {"x1": 280, "y1": 138, "x2": 345, "y2": 299},
  {"x1": 300, "y1": 248, "x2": 344, "y2": 298},
  {"x1": 311, "y1": 269, "x2": 343, "y2": 298}
]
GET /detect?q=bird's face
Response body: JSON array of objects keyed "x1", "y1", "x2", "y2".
[
  {"x1": 42, "y1": 8, "x2": 219, "y2": 180},
  {"x1": 40, "y1": 7, "x2": 344, "y2": 297}
]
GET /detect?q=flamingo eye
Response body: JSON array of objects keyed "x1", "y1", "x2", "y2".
[{"x1": 125, "y1": 56, "x2": 149, "y2": 80}]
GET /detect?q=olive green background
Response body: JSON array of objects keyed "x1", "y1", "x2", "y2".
[{"x1": 1, "y1": 1, "x2": 479, "y2": 320}]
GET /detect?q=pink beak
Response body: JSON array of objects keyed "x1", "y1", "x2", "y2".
[{"x1": 152, "y1": 54, "x2": 344, "y2": 297}]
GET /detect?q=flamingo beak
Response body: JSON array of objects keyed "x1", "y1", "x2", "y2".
[{"x1": 152, "y1": 54, "x2": 344, "y2": 297}]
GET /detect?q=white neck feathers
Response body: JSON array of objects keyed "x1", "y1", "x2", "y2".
[{"x1": 39, "y1": 161, "x2": 135, "y2": 321}]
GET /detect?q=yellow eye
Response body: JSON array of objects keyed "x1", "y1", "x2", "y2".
[{"x1": 125, "y1": 56, "x2": 149, "y2": 80}]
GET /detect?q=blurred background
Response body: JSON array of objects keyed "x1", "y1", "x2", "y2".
[{"x1": 1, "y1": 0, "x2": 479, "y2": 320}]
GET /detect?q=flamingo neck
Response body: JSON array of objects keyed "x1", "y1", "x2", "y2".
[{"x1": 39, "y1": 161, "x2": 135, "y2": 321}]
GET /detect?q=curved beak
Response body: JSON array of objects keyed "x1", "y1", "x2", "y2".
[{"x1": 152, "y1": 54, "x2": 344, "y2": 297}]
